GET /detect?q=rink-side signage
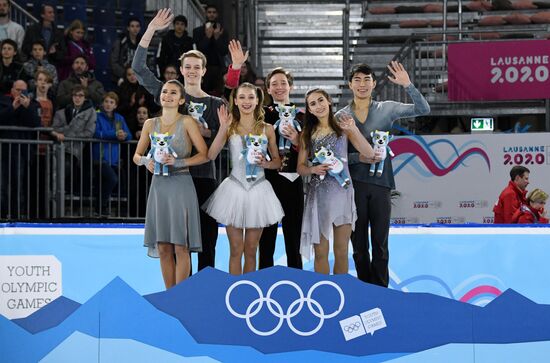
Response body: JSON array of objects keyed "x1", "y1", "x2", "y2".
[
  {"x1": 448, "y1": 40, "x2": 550, "y2": 101},
  {"x1": 0, "y1": 256, "x2": 62, "y2": 319}
]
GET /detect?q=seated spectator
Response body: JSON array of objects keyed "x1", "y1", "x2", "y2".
[
  {"x1": 157, "y1": 15, "x2": 194, "y2": 76},
  {"x1": 51, "y1": 84, "x2": 96, "y2": 164},
  {"x1": 23, "y1": 40, "x2": 58, "y2": 90},
  {"x1": 193, "y1": 4, "x2": 229, "y2": 96},
  {"x1": 92, "y1": 92, "x2": 132, "y2": 216},
  {"x1": 493, "y1": 166, "x2": 530, "y2": 223},
  {"x1": 56, "y1": 55, "x2": 105, "y2": 109},
  {"x1": 110, "y1": 17, "x2": 142, "y2": 86},
  {"x1": 0, "y1": 80, "x2": 41, "y2": 218},
  {"x1": 514, "y1": 189, "x2": 549, "y2": 224},
  {"x1": 21, "y1": 4, "x2": 64, "y2": 63},
  {"x1": 161, "y1": 64, "x2": 180, "y2": 82},
  {"x1": 57, "y1": 19, "x2": 96, "y2": 81},
  {"x1": 134, "y1": 105, "x2": 148, "y2": 139},
  {"x1": 0, "y1": 38, "x2": 25, "y2": 93},
  {"x1": 0, "y1": 0, "x2": 24, "y2": 49},
  {"x1": 238, "y1": 61, "x2": 257, "y2": 84},
  {"x1": 117, "y1": 66, "x2": 159, "y2": 135}
]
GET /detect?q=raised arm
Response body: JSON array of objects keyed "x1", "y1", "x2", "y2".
[
  {"x1": 132, "y1": 9, "x2": 174, "y2": 99},
  {"x1": 338, "y1": 113, "x2": 374, "y2": 158},
  {"x1": 207, "y1": 104, "x2": 231, "y2": 160},
  {"x1": 387, "y1": 61, "x2": 431, "y2": 118},
  {"x1": 226, "y1": 39, "x2": 248, "y2": 89}
]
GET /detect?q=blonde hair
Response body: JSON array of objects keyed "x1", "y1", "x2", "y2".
[
  {"x1": 179, "y1": 49, "x2": 207, "y2": 68},
  {"x1": 65, "y1": 19, "x2": 86, "y2": 37},
  {"x1": 527, "y1": 189, "x2": 548, "y2": 203},
  {"x1": 227, "y1": 83, "x2": 265, "y2": 136}
]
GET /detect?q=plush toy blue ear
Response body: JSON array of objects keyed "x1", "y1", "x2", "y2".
[
  {"x1": 275, "y1": 106, "x2": 281, "y2": 113},
  {"x1": 388, "y1": 133, "x2": 393, "y2": 141},
  {"x1": 370, "y1": 131, "x2": 374, "y2": 138},
  {"x1": 261, "y1": 136, "x2": 268, "y2": 145},
  {"x1": 165, "y1": 134, "x2": 173, "y2": 142}
]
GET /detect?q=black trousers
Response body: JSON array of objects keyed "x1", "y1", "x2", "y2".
[
  {"x1": 351, "y1": 181, "x2": 391, "y2": 287},
  {"x1": 259, "y1": 174, "x2": 303, "y2": 269},
  {"x1": 192, "y1": 177, "x2": 219, "y2": 270}
]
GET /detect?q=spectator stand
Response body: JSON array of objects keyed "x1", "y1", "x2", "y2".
[{"x1": 340, "y1": 0, "x2": 550, "y2": 131}]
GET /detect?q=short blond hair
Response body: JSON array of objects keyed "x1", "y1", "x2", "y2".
[
  {"x1": 527, "y1": 188, "x2": 548, "y2": 203},
  {"x1": 103, "y1": 91, "x2": 119, "y2": 104},
  {"x1": 179, "y1": 49, "x2": 207, "y2": 68}
]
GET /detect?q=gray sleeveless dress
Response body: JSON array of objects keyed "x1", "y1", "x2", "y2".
[
  {"x1": 144, "y1": 117, "x2": 202, "y2": 257},
  {"x1": 300, "y1": 132, "x2": 357, "y2": 260},
  {"x1": 203, "y1": 133, "x2": 284, "y2": 228}
]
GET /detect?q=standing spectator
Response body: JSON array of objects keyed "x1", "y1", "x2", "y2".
[
  {"x1": 193, "y1": 4, "x2": 229, "y2": 96},
  {"x1": 110, "y1": 17, "x2": 142, "y2": 86},
  {"x1": 23, "y1": 40, "x2": 58, "y2": 90},
  {"x1": 117, "y1": 66, "x2": 158, "y2": 135},
  {"x1": 92, "y1": 92, "x2": 132, "y2": 216},
  {"x1": 157, "y1": 15, "x2": 194, "y2": 76},
  {"x1": 51, "y1": 85, "x2": 96, "y2": 196},
  {"x1": 57, "y1": 20, "x2": 95, "y2": 81},
  {"x1": 336, "y1": 62, "x2": 430, "y2": 287},
  {"x1": 33, "y1": 70, "x2": 55, "y2": 129},
  {"x1": 0, "y1": 38, "x2": 25, "y2": 93},
  {"x1": 29, "y1": 70, "x2": 55, "y2": 218},
  {"x1": 0, "y1": 0, "x2": 24, "y2": 49},
  {"x1": 56, "y1": 55, "x2": 105, "y2": 109},
  {"x1": 513, "y1": 189, "x2": 549, "y2": 224},
  {"x1": 493, "y1": 166, "x2": 530, "y2": 223},
  {"x1": 0, "y1": 80, "x2": 41, "y2": 218},
  {"x1": 21, "y1": 4, "x2": 63, "y2": 63}
]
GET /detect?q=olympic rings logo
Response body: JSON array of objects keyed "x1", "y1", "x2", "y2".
[
  {"x1": 225, "y1": 279, "x2": 345, "y2": 337},
  {"x1": 343, "y1": 322, "x2": 362, "y2": 333}
]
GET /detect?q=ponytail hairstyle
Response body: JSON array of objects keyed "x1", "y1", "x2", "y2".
[
  {"x1": 301, "y1": 88, "x2": 342, "y2": 153},
  {"x1": 228, "y1": 82, "x2": 265, "y2": 136}
]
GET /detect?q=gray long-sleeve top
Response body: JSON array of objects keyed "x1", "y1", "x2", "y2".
[
  {"x1": 131, "y1": 45, "x2": 222, "y2": 180},
  {"x1": 336, "y1": 84, "x2": 430, "y2": 189}
]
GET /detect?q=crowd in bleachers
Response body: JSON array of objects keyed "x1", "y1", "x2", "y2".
[{"x1": 0, "y1": 1, "x2": 255, "y2": 219}]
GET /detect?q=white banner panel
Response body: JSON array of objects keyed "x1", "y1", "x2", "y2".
[{"x1": 390, "y1": 133, "x2": 550, "y2": 224}]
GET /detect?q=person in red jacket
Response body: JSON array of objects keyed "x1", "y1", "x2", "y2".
[
  {"x1": 493, "y1": 166, "x2": 530, "y2": 223},
  {"x1": 514, "y1": 189, "x2": 548, "y2": 224}
]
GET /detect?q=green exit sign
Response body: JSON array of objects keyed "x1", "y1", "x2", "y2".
[{"x1": 471, "y1": 117, "x2": 494, "y2": 131}]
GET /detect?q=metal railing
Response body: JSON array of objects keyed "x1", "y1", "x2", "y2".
[
  {"x1": 0, "y1": 127, "x2": 230, "y2": 221},
  {"x1": 9, "y1": 0, "x2": 38, "y2": 27},
  {"x1": 373, "y1": 28, "x2": 550, "y2": 104}
]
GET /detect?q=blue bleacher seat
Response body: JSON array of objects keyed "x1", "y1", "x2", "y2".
[
  {"x1": 91, "y1": 26, "x2": 118, "y2": 47},
  {"x1": 92, "y1": 45, "x2": 112, "y2": 89},
  {"x1": 62, "y1": 4, "x2": 87, "y2": 25},
  {"x1": 119, "y1": 0, "x2": 142, "y2": 11},
  {"x1": 92, "y1": 7, "x2": 116, "y2": 27}
]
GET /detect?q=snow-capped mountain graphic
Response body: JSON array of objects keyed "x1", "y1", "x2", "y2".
[{"x1": 2, "y1": 267, "x2": 550, "y2": 363}]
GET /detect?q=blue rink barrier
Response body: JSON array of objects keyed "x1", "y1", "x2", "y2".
[{"x1": 1, "y1": 223, "x2": 550, "y2": 362}]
